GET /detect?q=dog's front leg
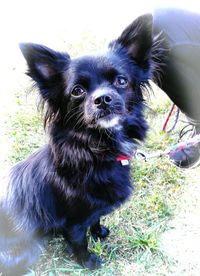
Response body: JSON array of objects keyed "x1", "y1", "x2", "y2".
[
  {"x1": 63, "y1": 224, "x2": 102, "y2": 269},
  {"x1": 90, "y1": 220, "x2": 110, "y2": 240}
]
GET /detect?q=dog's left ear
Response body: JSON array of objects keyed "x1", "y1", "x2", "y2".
[{"x1": 110, "y1": 14, "x2": 153, "y2": 68}]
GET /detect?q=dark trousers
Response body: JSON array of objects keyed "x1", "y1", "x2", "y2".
[{"x1": 153, "y1": 8, "x2": 200, "y2": 124}]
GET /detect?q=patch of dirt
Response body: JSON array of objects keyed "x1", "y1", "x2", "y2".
[{"x1": 161, "y1": 167, "x2": 200, "y2": 276}]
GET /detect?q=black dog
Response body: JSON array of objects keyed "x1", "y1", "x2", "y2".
[{"x1": 0, "y1": 14, "x2": 160, "y2": 274}]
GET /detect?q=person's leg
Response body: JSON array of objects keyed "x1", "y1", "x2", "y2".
[{"x1": 153, "y1": 8, "x2": 200, "y2": 168}]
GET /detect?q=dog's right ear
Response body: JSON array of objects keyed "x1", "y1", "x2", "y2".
[{"x1": 19, "y1": 43, "x2": 70, "y2": 86}]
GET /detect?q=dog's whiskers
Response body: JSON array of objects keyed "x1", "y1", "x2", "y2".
[
  {"x1": 64, "y1": 109, "x2": 82, "y2": 126},
  {"x1": 73, "y1": 112, "x2": 85, "y2": 130}
]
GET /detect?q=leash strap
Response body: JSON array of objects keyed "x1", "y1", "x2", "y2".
[{"x1": 135, "y1": 134, "x2": 200, "y2": 162}]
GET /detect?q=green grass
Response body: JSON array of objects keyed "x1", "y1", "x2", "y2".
[
  {"x1": 6, "y1": 42, "x2": 185, "y2": 276},
  {"x1": 8, "y1": 92, "x2": 45, "y2": 163}
]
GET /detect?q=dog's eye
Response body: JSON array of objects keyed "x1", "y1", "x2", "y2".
[
  {"x1": 114, "y1": 76, "x2": 128, "y2": 88},
  {"x1": 71, "y1": 85, "x2": 86, "y2": 97}
]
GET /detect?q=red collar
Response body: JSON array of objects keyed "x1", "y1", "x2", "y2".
[{"x1": 116, "y1": 155, "x2": 131, "y2": 165}]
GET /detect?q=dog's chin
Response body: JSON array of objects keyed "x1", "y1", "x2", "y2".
[{"x1": 89, "y1": 114, "x2": 122, "y2": 129}]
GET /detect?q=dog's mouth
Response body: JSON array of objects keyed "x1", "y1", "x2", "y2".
[
  {"x1": 97, "y1": 109, "x2": 113, "y2": 120},
  {"x1": 88, "y1": 109, "x2": 123, "y2": 129}
]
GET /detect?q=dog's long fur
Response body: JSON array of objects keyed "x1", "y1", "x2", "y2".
[{"x1": 0, "y1": 14, "x2": 160, "y2": 274}]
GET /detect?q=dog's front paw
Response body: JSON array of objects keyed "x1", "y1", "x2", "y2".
[
  {"x1": 91, "y1": 225, "x2": 110, "y2": 240},
  {"x1": 79, "y1": 252, "x2": 102, "y2": 270}
]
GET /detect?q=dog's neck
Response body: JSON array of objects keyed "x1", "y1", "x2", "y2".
[{"x1": 49, "y1": 124, "x2": 135, "y2": 169}]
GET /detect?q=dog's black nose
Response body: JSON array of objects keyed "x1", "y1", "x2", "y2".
[{"x1": 94, "y1": 94, "x2": 113, "y2": 108}]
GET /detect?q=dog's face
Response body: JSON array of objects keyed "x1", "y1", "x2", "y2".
[
  {"x1": 66, "y1": 55, "x2": 133, "y2": 129},
  {"x1": 20, "y1": 14, "x2": 153, "y2": 132}
]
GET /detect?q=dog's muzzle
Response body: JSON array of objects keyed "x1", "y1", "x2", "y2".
[{"x1": 85, "y1": 89, "x2": 125, "y2": 128}]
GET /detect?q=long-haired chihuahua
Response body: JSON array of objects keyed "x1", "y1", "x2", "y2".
[{"x1": 0, "y1": 14, "x2": 161, "y2": 274}]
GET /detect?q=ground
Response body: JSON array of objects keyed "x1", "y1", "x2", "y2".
[{"x1": 160, "y1": 167, "x2": 200, "y2": 276}]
